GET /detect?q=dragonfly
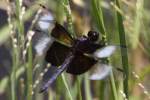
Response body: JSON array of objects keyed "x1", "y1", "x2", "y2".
[{"x1": 34, "y1": 10, "x2": 117, "y2": 93}]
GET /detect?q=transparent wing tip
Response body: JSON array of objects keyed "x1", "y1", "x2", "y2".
[
  {"x1": 38, "y1": 12, "x2": 55, "y2": 30},
  {"x1": 94, "y1": 45, "x2": 116, "y2": 58},
  {"x1": 35, "y1": 36, "x2": 53, "y2": 56},
  {"x1": 89, "y1": 64, "x2": 112, "y2": 80}
]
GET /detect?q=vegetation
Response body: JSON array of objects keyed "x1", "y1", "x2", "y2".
[{"x1": 0, "y1": 0, "x2": 150, "y2": 100}]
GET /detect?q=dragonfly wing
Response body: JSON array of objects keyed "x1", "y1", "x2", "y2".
[
  {"x1": 40, "y1": 66, "x2": 62, "y2": 93},
  {"x1": 93, "y1": 45, "x2": 116, "y2": 58},
  {"x1": 51, "y1": 23, "x2": 74, "y2": 45},
  {"x1": 66, "y1": 54, "x2": 97, "y2": 75},
  {"x1": 40, "y1": 55, "x2": 74, "y2": 93},
  {"x1": 89, "y1": 63, "x2": 112, "y2": 80},
  {"x1": 38, "y1": 12, "x2": 54, "y2": 31},
  {"x1": 45, "y1": 41, "x2": 71, "y2": 66},
  {"x1": 33, "y1": 30, "x2": 54, "y2": 56}
]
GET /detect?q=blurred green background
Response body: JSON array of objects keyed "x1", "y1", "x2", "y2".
[{"x1": 0, "y1": 0, "x2": 150, "y2": 100}]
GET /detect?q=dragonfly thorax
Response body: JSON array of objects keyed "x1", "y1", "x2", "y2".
[{"x1": 72, "y1": 36, "x2": 94, "y2": 54}]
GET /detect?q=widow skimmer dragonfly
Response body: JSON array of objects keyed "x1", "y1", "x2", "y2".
[{"x1": 34, "y1": 11, "x2": 116, "y2": 93}]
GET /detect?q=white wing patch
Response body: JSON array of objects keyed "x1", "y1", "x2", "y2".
[
  {"x1": 35, "y1": 36, "x2": 54, "y2": 56},
  {"x1": 38, "y1": 13, "x2": 54, "y2": 30},
  {"x1": 89, "y1": 64, "x2": 112, "y2": 80},
  {"x1": 94, "y1": 46, "x2": 116, "y2": 58}
]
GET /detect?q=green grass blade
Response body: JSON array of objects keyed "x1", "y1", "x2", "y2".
[
  {"x1": 62, "y1": 0, "x2": 76, "y2": 38},
  {"x1": 11, "y1": 44, "x2": 18, "y2": 100},
  {"x1": 91, "y1": 1, "x2": 106, "y2": 99},
  {"x1": 91, "y1": 0, "x2": 107, "y2": 44},
  {"x1": 110, "y1": 71, "x2": 118, "y2": 100},
  {"x1": 114, "y1": 0, "x2": 129, "y2": 98},
  {"x1": 61, "y1": 73, "x2": 73, "y2": 100},
  {"x1": 27, "y1": 42, "x2": 33, "y2": 100},
  {"x1": 77, "y1": 77, "x2": 82, "y2": 100},
  {"x1": 84, "y1": 73, "x2": 92, "y2": 100}
]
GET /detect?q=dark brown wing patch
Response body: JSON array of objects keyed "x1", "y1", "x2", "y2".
[
  {"x1": 51, "y1": 23, "x2": 74, "y2": 45},
  {"x1": 45, "y1": 41, "x2": 71, "y2": 66},
  {"x1": 66, "y1": 54, "x2": 97, "y2": 75}
]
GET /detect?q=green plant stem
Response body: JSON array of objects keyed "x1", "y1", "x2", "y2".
[
  {"x1": 15, "y1": 0, "x2": 23, "y2": 73},
  {"x1": 91, "y1": 1, "x2": 118, "y2": 100},
  {"x1": 77, "y1": 77, "x2": 82, "y2": 100},
  {"x1": 10, "y1": 73, "x2": 16, "y2": 100},
  {"x1": 91, "y1": 0, "x2": 107, "y2": 44},
  {"x1": 27, "y1": 42, "x2": 33, "y2": 100},
  {"x1": 60, "y1": 1, "x2": 76, "y2": 99},
  {"x1": 110, "y1": 71, "x2": 118, "y2": 100},
  {"x1": 99, "y1": 81, "x2": 105, "y2": 100},
  {"x1": 114, "y1": 0, "x2": 129, "y2": 98},
  {"x1": 15, "y1": 0, "x2": 24, "y2": 45},
  {"x1": 11, "y1": 45, "x2": 18, "y2": 100},
  {"x1": 91, "y1": 0, "x2": 116, "y2": 100},
  {"x1": 84, "y1": 74, "x2": 92, "y2": 100},
  {"x1": 63, "y1": 0, "x2": 76, "y2": 38},
  {"x1": 91, "y1": 1, "x2": 107, "y2": 100},
  {"x1": 61, "y1": 74, "x2": 73, "y2": 100}
]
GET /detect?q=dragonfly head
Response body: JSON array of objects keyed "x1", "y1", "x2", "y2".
[{"x1": 87, "y1": 31, "x2": 99, "y2": 42}]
